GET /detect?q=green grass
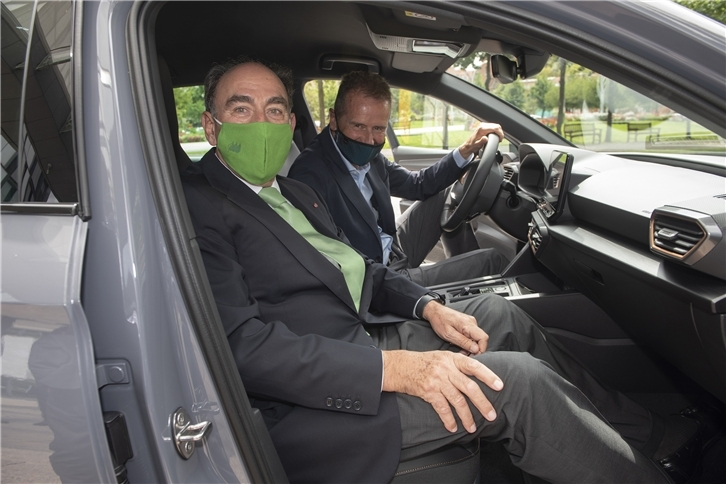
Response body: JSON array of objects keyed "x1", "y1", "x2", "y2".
[
  {"x1": 563, "y1": 119, "x2": 714, "y2": 142},
  {"x1": 395, "y1": 118, "x2": 722, "y2": 153}
]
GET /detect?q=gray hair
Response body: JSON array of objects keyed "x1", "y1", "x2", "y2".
[{"x1": 203, "y1": 56, "x2": 294, "y2": 116}]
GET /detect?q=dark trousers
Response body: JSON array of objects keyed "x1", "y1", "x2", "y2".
[
  {"x1": 395, "y1": 192, "x2": 508, "y2": 286},
  {"x1": 369, "y1": 295, "x2": 669, "y2": 484}
]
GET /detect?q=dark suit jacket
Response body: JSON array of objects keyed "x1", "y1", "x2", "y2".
[
  {"x1": 289, "y1": 126, "x2": 466, "y2": 262},
  {"x1": 182, "y1": 149, "x2": 428, "y2": 483}
]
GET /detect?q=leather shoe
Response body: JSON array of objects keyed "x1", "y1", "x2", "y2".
[
  {"x1": 680, "y1": 400, "x2": 725, "y2": 453},
  {"x1": 657, "y1": 415, "x2": 704, "y2": 484}
]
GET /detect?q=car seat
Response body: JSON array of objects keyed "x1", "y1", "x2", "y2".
[{"x1": 158, "y1": 56, "x2": 193, "y2": 171}]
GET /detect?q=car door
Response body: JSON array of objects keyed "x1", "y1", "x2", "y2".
[
  {"x1": 3, "y1": 2, "x2": 277, "y2": 482},
  {"x1": 1, "y1": 2, "x2": 116, "y2": 481}
]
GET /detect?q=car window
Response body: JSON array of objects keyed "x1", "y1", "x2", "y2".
[
  {"x1": 450, "y1": 52, "x2": 726, "y2": 156},
  {"x1": 174, "y1": 85, "x2": 211, "y2": 161},
  {"x1": 387, "y1": 88, "x2": 511, "y2": 154},
  {"x1": 1, "y1": 0, "x2": 75, "y2": 203},
  {"x1": 302, "y1": 80, "x2": 510, "y2": 159}
]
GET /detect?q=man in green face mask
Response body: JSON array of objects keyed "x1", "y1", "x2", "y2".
[
  {"x1": 183, "y1": 57, "x2": 684, "y2": 484},
  {"x1": 201, "y1": 59, "x2": 296, "y2": 186}
]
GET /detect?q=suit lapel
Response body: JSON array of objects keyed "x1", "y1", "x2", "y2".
[
  {"x1": 321, "y1": 129, "x2": 381, "y2": 240},
  {"x1": 366, "y1": 168, "x2": 396, "y2": 235},
  {"x1": 202, "y1": 154, "x2": 358, "y2": 313}
]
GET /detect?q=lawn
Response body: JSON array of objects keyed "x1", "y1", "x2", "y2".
[{"x1": 392, "y1": 117, "x2": 722, "y2": 153}]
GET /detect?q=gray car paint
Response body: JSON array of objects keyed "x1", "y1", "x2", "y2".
[{"x1": 2, "y1": 1, "x2": 249, "y2": 482}]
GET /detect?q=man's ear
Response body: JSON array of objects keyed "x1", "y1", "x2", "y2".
[
  {"x1": 328, "y1": 108, "x2": 337, "y2": 131},
  {"x1": 290, "y1": 112, "x2": 297, "y2": 133},
  {"x1": 202, "y1": 111, "x2": 218, "y2": 146}
]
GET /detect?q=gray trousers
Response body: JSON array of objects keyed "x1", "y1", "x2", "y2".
[
  {"x1": 368, "y1": 295, "x2": 669, "y2": 484},
  {"x1": 395, "y1": 192, "x2": 508, "y2": 286}
]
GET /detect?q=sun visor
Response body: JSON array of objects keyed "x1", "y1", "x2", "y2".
[
  {"x1": 360, "y1": 3, "x2": 480, "y2": 70},
  {"x1": 391, "y1": 52, "x2": 450, "y2": 73}
]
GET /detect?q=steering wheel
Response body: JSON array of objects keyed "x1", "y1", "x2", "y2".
[{"x1": 441, "y1": 133, "x2": 501, "y2": 232}]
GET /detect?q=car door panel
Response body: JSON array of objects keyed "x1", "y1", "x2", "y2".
[
  {"x1": 390, "y1": 145, "x2": 451, "y2": 171},
  {"x1": 1, "y1": 213, "x2": 117, "y2": 483},
  {"x1": 79, "y1": 2, "x2": 254, "y2": 482}
]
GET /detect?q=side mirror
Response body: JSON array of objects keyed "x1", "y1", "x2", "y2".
[{"x1": 490, "y1": 55, "x2": 518, "y2": 84}]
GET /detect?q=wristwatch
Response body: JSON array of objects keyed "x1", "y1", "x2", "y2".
[{"x1": 415, "y1": 291, "x2": 446, "y2": 319}]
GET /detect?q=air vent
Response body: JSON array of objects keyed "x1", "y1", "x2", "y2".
[
  {"x1": 651, "y1": 215, "x2": 705, "y2": 258},
  {"x1": 503, "y1": 166, "x2": 514, "y2": 181},
  {"x1": 528, "y1": 221, "x2": 543, "y2": 253}
]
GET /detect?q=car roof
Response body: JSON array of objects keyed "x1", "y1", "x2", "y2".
[{"x1": 154, "y1": 1, "x2": 725, "y2": 136}]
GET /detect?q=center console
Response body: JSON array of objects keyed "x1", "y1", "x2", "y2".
[
  {"x1": 429, "y1": 275, "x2": 533, "y2": 303},
  {"x1": 427, "y1": 240, "x2": 562, "y2": 304}
]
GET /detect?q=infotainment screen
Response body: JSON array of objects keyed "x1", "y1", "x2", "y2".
[{"x1": 537, "y1": 150, "x2": 573, "y2": 222}]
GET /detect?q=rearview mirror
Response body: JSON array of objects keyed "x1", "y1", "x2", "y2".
[{"x1": 490, "y1": 55, "x2": 518, "y2": 84}]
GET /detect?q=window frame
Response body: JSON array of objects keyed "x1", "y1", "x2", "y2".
[{"x1": 0, "y1": 0, "x2": 88, "y2": 218}]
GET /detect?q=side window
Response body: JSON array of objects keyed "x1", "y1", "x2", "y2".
[
  {"x1": 303, "y1": 79, "x2": 340, "y2": 134},
  {"x1": 451, "y1": 52, "x2": 725, "y2": 155},
  {"x1": 1, "y1": 1, "x2": 74, "y2": 203},
  {"x1": 389, "y1": 88, "x2": 511, "y2": 152},
  {"x1": 174, "y1": 85, "x2": 211, "y2": 161}
]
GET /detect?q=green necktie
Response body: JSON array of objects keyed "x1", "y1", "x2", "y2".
[{"x1": 259, "y1": 187, "x2": 364, "y2": 311}]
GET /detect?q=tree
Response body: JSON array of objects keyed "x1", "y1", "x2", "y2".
[
  {"x1": 527, "y1": 75, "x2": 555, "y2": 117},
  {"x1": 303, "y1": 80, "x2": 339, "y2": 129},
  {"x1": 494, "y1": 80, "x2": 526, "y2": 109},
  {"x1": 675, "y1": 0, "x2": 726, "y2": 24},
  {"x1": 564, "y1": 75, "x2": 599, "y2": 111},
  {"x1": 556, "y1": 58, "x2": 566, "y2": 134},
  {"x1": 173, "y1": 86, "x2": 205, "y2": 129},
  {"x1": 453, "y1": 52, "x2": 492, "y2": 90}
]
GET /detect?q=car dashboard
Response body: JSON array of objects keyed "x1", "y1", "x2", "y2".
[{"x1": 518, "y1": 143, "x2": 726, "y2": 402}]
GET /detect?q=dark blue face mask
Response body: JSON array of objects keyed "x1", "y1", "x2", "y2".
[{"x1": 333, "y1": 129, "x2": 384, "y2": 166}]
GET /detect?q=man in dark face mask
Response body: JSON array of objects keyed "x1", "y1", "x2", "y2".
[{"x1": 289, "y1": 71, "x2": 508, "y2": 286}]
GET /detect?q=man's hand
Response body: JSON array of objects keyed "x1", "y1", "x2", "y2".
[
  {"x1": 382, "y1": 350, "x2": 503, "y2": 433},
  {"x1": 423, "y1": 301, "x2": 488, "y2": 355},
  {"x1": 458, "y1": 122, "x2": 504, "y2": 159}
]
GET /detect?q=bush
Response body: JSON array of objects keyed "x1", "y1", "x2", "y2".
[{"x1": 179, "y1": 133, "x2": 206, "y2": 143}]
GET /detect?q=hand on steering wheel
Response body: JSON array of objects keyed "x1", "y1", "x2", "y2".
[{"x1": 441, "y1": 133, "x2": 501, "y2": 232}]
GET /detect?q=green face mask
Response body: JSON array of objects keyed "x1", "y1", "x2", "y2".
[{"x1": 214, "y1": 119, "x2": 293, "y2": 185}]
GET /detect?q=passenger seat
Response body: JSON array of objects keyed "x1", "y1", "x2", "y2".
[{"x1": 278, "y1": 141, "x2": 301, "y2": 177}]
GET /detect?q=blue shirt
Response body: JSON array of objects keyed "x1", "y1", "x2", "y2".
[{"x1": 329, "y1": 130, "x2": 472, "y2": 264}]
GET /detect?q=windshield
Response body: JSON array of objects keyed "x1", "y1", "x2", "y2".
[{"x1": 448, "y1": 53, "x2": 726, "y2": 156}]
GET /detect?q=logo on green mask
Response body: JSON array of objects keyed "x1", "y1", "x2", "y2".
[{"x1": 215, "y1": 121, "x2": 293, "y2": 185}]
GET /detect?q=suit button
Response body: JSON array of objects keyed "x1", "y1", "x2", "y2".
[
  {"x1": 353, "y1": 400, "x2": 362, "y2": 411},
  {"x1": 344, "y1": 399, "x2": 352, "y2": 409},
  {"x1": 335, "y1": 399, "x2": 343, "y2": 409},
  {"x1": 325, "y1": 398, "x2": 333, "y2": 407},
  {"x1": 375, "y1": 257, "x2": 382, "y2": 263}
]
